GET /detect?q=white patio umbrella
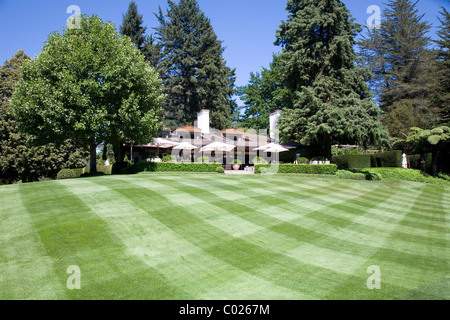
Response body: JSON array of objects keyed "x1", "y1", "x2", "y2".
[
  {"x1": 173, "y1": 141, "x2": 198, "y2": 162},
  {"x1": 173, "y1": 142, "x2": 198, "y2": 150},
  {"x1": 253, "y1": 142, "x2": 277, "y2": 151},
  {"x1": 263, "y1": 145, "x2": 289, "y2": 153},
  {"x1": 402, "y1": 153, "x2": 408, "y2": 168},
  {"x1": 200, "y1": 141, "x2": 236, "y2": 152},
  {"x1": 152, "y1": 138, "x2": 180, "y2": 148}
]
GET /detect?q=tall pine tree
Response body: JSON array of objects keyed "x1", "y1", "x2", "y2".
[
  {"x1": 432, "y1": 7, "x2": 450, "y2": 126},
  {"x1": 276, "y1": 0, "x2": 387, "y2": 160},
  {"x1": 120, "y1": 1, "x2": 147, "y2": 50},
  {"x1": 359, "y1": 0, "x2": 434, "y2": 138},
  {"x1": 155, "y1": 0, "x2": 236, "y2": 129}
]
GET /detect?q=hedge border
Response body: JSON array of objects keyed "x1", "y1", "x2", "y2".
[
  {"x1": 255, "y1": 164, "x2": 337, "y2": 175},
  {"x1": 121, "y1": 162, "x2": 223, "y2": 174}
]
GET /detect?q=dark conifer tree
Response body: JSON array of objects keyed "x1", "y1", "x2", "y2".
[
  {"x1": 155, "y1": 0, "x2": 236, "y2": 129},
  {"x1": 120, "y1": 1, "x2": 147, "y2": 50},
  {"x1": 432, "y1": 8, "x2": 450, "y2": 126},
  {"x1": 275, "y1": 0, "x2": 387, "y2": 160},
  {"x1": 359, "y1": 0, "x2": 434, "y2": 138}
]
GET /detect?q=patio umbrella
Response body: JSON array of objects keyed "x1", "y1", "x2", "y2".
[
  {"x1": 200, "y1": 141, "x2": 236, "y2": 152},
  {"x1": 402, "y1": 153, "x2": 408, "y2": 168},
  {"x1": 263, "y1": 145, "x2": 289, "y2": 153},
  {"x1": 173, "y1": 142, "x2": 198, "y2": 150},
  {"x1": 173, "y1": 141, "x2": 198, "y2": 162},
  {"x1": 152, "y1": 138, "x2": 180, "y2": 148},
  {"x1": 253, "y1": 142, "x2": 277, "y2": 151},
  {"x1": 149, "y1": 138, "x2": 180, "y2": 159}
]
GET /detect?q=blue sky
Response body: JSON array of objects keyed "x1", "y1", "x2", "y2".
[{"x1": 0, "y1": 0, "x2": 448, "y2": 91}]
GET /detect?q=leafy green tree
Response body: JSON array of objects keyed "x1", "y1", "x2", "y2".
[
  {"x1": 237, "y1": 55, "x2": 289, "y2": 130},
  {"x1": 405, "y1": 126, "x2": 450, "y2": 175},
  {"x1": 1, "y1": 51, "x2": 88, "y2": 184},
  {"x1": 359, "y1": 0, "x2": 434, "y2": 137},
  {"x1": 275, "y1": 0, "x2": 388, "y2": 160},
  {"x1": 155, "y1": 0, "x2": 236, "y2": 129},
  {"x1": 432, "y1": 8, "x2": 450, "y2": 126},
  {"x1": 12, "y1": 15, "x2": 164, "y2": 173}
]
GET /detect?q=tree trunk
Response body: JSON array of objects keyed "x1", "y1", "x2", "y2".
[
  {"x1": 431, "y1": 147, "x2": 438, "y2": 176},
  {"x1": 323, "y1": 132, "x2": 332, "y2": 161},
  {"x1": 112, "y1": 139, "x2": 124, "y2": 164},
  {"x1": 419, "y1": 153, "x2": 425, "y2": 172},
  {"x1": 89, "y1": 142, "x2": 97, "y2": 174}
]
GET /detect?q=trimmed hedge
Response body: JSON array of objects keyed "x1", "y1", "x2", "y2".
[
  {"x1": 56, "y1": 169, "x2": 77, "y2": 180},
  {"x1": 74, "y1": 167, "x2": 92, "y2": 177},
  {"x1": 333, "y1": 151, "x2": 402, "y2": 169},
  {"x1": 336, "y1": 170, "x2": 367, "y2": 180},
  {"x1": 359, "y1": 168, "x2": 450, "y2": 185},
  {"x1": 331, "y1": 154, "x2": 350, "y2": 169},
  {"x1": 370, "y1": 150, "x2": 402, "y2": 168},
  {"x1": 255, "y1": 164, "x2": 337, "y2": 175},
  {"x1": 348, "y1": 155, "x2": 371, "y2": 169},
  {"x1": 121, "y1": 161, "x2": 223, "y2": 174}
]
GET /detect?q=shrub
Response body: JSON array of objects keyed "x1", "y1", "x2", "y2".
[
  {"x1": 259, "y1": 167, "x2": 268, "y2": 174},
  {"x1": 216, "y1": 166, "x2": 225, "y2": 174},
  {"x1": 437, "y1": 172, "x2": 450, "y2": 181},
  {"x1": 252, "y1": 156, "x2": 267, "y2": 164},
  {"x1": 121, "y1": 161, "x2": 222, "y2": 174},
  {"x1": 162, "y1": 155, "x2": 176, "y2": 162},
  {"x1": 348, "y1": 155, "x2": 371, "y2": 169},
  {"x1": 331, "y1": 154, "x2": 350, "y2": 169},
  {"x1": 233, "y1": 159, "x2": 242, "y2": 165},
  {"x1": 331, "y1": 146, "x2": 344, "y2": 156},
  {"x1": 359, "y1": 168, "x2": 450, "y2": 185},
  {"x1": 407, "y1": 153, "x2": 432, "y2": 173},
  {"x1": 56, "y1": 169, "x2": 77, "y2": 180},
  {"x1": 336, "y1": 170, "x2": 367, "y2": 180},
  {"x1": 296, "y1": 157, "x2": 309, "y2": 164},
  {"x1": 370, "y1": 150, "x2": 402, "y2": 168},
  {"x1": 255, "y1": 164, "x2": 337, "y2": 175},
  {"x1": 71, "y1": 168, "x2": 86, "y2": 178}
]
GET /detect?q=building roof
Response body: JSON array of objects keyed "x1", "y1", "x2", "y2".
[
  {"x1": 221, "y1": 128, "x2": 245, "y2": 135},
  {"x1": 173, "y1": 125, "x2": 202, "y2": 133}
]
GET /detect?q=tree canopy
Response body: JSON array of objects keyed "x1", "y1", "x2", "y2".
[
  {"x1": 359, "y1": 0, "x2": 435, "y2": 137},
  {"x1": 275, "y1": 0, "x2": 388, "y2": 160},
  {"x1": 12, "y1": 15, "x2": 164, "y2": 172},
  {"x1": 155, "y1": 0, "x2": 236, "y2": 130},
  {"x1": 1, "y1": 50, "x2": 88, "y2": 184}
]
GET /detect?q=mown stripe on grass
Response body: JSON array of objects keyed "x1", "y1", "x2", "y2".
[
  {"x1": 0, "y1": 185, "x2": 67, "y2": 299},
  {"x1": 182, "y1": 176, "x2": 449, "y2": 253},
  {"x1": 368, "y1": 186, "x2": 449, "y2": 293},
  {"x1": 67, "y1": 177, "x2": 305, "y2": 300},
  {"x1": 131, "y1": 175, "x2": 421, "y2": 298},
  {"x1": 155, "y1": 175, "x2": 449, "y2": 267},
  {"x1": 110, "y1": 176, "x2": 415, "y2": 299},
  {"x1": 92, "y1": 177, "x2": 314, "y2": 299},
  {"x1": 18, "y1": 179, "x2": 192, "y2": 299}
]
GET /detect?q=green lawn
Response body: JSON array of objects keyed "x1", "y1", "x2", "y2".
[{"x1": 0, "y1": 174, "x2": 448, "y2": 299}]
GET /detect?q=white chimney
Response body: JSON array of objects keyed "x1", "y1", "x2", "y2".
[
  {"x1": 269, "y1": 110, "x2": 281, "y2": 141},
  {"x1": 197, "y1": 109, "x2": 210, "y2": 134}
]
